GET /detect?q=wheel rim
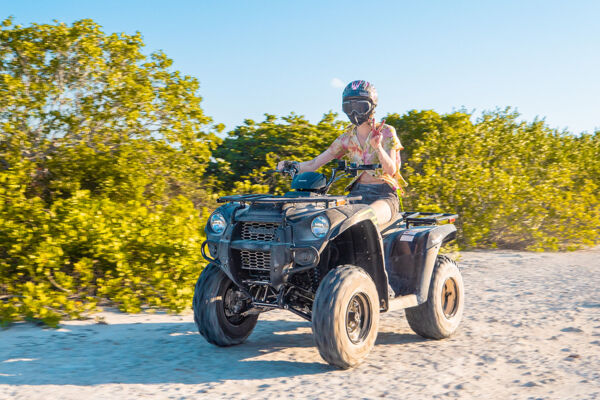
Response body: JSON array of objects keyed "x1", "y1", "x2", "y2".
[
  {"x1": 441, "y1": 277, "x2": 459, "y2": 318},
  {"x1": 345, "y1": 292, "x2": 372, "y2": 344},
  {"x1": 223, "y1": 284, "x2": 247, "y2": 325}
]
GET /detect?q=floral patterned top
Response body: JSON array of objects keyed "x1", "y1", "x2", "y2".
[{"x1": 328, "y1": 123, "x2": 408, "y2": 193}]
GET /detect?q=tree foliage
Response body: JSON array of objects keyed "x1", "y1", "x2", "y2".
[
  {"x1": 210, "y1": 108, "x2": 600, "y2": 251},
  {"x1": 1, "y1": 179, "x2": 206, "y2": 325},
  {"x1": 0, "y1": 18, "x2": 214, "y2": 325},
  {"x1": 387, "y1": 109, "x2": 600, "y2": 250},
  {"x1": 0, "y1": 17, "x2": 218, "y2": 206},
  {"x1": 1, "y1": 18, "x2": 599, "y2": 326},
  {"x1": 208, "y1": 112, "x2": 346, "y2": 194}
]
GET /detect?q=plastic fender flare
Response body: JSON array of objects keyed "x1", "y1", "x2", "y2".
[
  {"x1": 426, "y1": 224, "x2": 457, "y2": 249},
  {"x1": 319, "y1": 205, "x2": 390, "y2": 310},
  {"x1": 325, "y1": 205, "x2": 377, "y2": 241},
  {"x1": 417, "y1": 224, "x2": 458, "y2": 303}
]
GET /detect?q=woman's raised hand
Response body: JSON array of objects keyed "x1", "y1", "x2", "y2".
[{"x1": 369, "y1": 118, "x2": 383, "y2": 149}]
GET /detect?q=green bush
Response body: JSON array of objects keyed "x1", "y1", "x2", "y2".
[
  {"x1": 1, "y1": 17, "x2": 599, "y2": 327},
  {"x1": 0, "y1": 18, "x2": 214, "y2": 325},
  {"x1": 208, "y1": 112, "x2": 346, "y2": 194},
  {"x1": 209, "y1": 108, "x2": 600, "y2": 251},
  {"x1": 387, "y1": 109, "x2": 600, "y2": 250},
  {"x1": 1, "y1": 171, "x2": 207, "y2": 326}
]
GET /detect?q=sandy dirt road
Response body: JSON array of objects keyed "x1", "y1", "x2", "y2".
[{"x1": 1, "y1": 248, "x2": 599, "y2": 399}]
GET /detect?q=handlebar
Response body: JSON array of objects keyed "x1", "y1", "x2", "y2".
[
  {"x1": 270, "y1": 160, "x2": 381, "y2": 192},
  {"x1": 335, "y1": 160, "x2": 380, "y2": 176},
  {"x1": 281, "y1": 160, "x2": 300, "y2": 177},
  {"x1": 353, "y1": 163, "x2": 381, "y2": 171},
  {"x1": 272, "y1": 160, "x2": 380, "y2": 175}
]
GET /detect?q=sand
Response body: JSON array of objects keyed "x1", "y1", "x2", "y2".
[{"x1": 1, "y1": 248, "x2": 599, "y2": 399}]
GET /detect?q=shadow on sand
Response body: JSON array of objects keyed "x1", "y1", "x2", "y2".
[{"x1": 0, "y1": 317, "x2": 426, "y2": 386}]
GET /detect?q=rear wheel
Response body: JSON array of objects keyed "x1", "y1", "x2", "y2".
[
  {"x1": 405, "y1": 255, "x2": 464, "y2": 339},
  {"x1": 193, "y1": 264, "x2": 258, "y2": 346},
  {"x1": 312, "y1": 265, "x2": 380, "y2": 369}
]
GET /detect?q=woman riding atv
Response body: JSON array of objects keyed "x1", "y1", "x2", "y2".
[{"x1": 278, "y1": 80, "x2": 407, "y2": 226}]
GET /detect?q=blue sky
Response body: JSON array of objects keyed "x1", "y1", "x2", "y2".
[{"x1": 2, "y1": 0, "x2": 599, "y2": 134}]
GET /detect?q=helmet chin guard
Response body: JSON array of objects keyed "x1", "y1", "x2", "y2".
[{"x1": 347, "y1": 110, "x2": 372, "y2": 126}]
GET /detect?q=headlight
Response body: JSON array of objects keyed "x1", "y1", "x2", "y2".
[
  {"x1": 311, "y1": 215, "x2": 330, "y2": 238},
  {"x1": 209, "y1": 212, "x2": 227, "y2": 234}
]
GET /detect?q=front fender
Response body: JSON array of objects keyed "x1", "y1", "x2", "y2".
[
  {"x1": 289, "y1": 204, "x2": 389, "y2": 310},
  {"x1": 288, "y1": 203, "x2": 376, "y2": 248}
]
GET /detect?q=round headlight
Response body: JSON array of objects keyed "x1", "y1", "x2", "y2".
[
  {"x1": 311, "y1": 215, "x2": 330, "y2": 238},
  {"x1": 210, "y1": 212, "x2": 227, "y2": 234}
]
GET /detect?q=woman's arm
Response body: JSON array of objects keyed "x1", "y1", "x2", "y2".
[
  {"x1": 278, "y1": 131, "x2": 348, "y2": 173},
  {"x1": 374, "y1": 145, "x2": 398, "y2": 175},
  {"x1": 369, "y1": 124, "x2": 401, "y2": 176},
  {"x1": 369, "y1": 130, "x2": 398, "y2": 176},
  {"x1": 277, "y1": 147, "x2": 338, "y2": 173},
  {"x1": 298, "y1": 148, "x2": 338, "y2": 172}
]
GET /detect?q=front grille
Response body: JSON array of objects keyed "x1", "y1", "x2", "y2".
[
  {"x1": 240, "y1": 250, "x2": 271, "y2": 271},
  {"x1": 240, "y1": 222, "x2": 279, "y2": 241}
]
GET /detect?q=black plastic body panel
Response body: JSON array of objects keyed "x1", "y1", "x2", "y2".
[
  {"x1": 382, "y1": 223, "x2": 456, "y2": 302},
  {"x1": 203, "y1": 197, "x2": 457, "y2": 311},
  {"x1": 203, "y1": 200, "x2": 391, "y2": 309}
]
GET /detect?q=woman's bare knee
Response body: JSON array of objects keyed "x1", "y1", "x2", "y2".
[{"x1": 370, "y1": 200, "x2": 392, "y2": 225}]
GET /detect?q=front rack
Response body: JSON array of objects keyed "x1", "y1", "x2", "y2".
[
  {"x1": 402, "y1": 212, "x2": 458, "y2": 228},
  {"x1": 217, "y1": 194, "x2": 362, "y2": 207}
]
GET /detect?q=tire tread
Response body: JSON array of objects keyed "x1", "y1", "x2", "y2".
[
  {"x1": 405, "y1": 255, "x2": 464, "y2": 339},
  {"x1": 193, "y1": 264, "x2": 257, "y2": 346},
  {"x1": 312, "y1": 265, "x2": 379, "y2": 369}
]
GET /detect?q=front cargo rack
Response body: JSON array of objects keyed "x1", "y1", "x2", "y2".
[
  {"x1": 402, "y1": 212, "x2": 458, "y2": 228},
  {"x1": 217, "y1": 194, "x2": 361, "y2": 207}
]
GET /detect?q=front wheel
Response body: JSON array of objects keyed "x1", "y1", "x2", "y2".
[
  {"x1": 193, "y1": 264, "x2": 258, "y2": 346},
  {"x1": 312, "y1": 265, "x2": 380, "y2": 369},
  {"x1": 405, "y1": 255, "x2": 464, "y2": 339}
]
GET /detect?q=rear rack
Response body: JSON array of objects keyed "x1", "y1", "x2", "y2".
[{"x1": 402, "y1": 212, "x2": 458, "y2": 228}]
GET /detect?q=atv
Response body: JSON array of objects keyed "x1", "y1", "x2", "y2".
[{"x1": 193, "y1": 160, "x2": 464, "y2": 369}]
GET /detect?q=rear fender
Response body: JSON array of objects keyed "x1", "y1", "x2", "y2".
[{"x1": 383, "y1": 224, "x2": 457, "y2": 303}]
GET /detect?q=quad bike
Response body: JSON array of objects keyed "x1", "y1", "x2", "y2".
[{"x1": 193, "y1": 161, "x2": 464, "y2": 369}]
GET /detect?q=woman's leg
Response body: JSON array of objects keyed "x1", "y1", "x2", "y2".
[
  {"x1": 350, "y1": 183, "x2": 399, "y2": 226},
  {"x1": 369, "y1": 199, "x2": 393, "y2": 226}
]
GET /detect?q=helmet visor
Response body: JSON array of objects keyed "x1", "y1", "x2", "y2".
[{"x1": 342, "y1": 99, "x2": 372, "y2": 116}]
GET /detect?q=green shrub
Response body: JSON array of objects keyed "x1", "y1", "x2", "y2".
[
  {"x1": 387, "y1": 109, "x2": 600, "y2": 250},
  {"x1": 1, "y1": 177, "x2": 207, "y2": 326},
  {"x1": 208, "y1": 112, "x2": 346, "y2": 194},
  {"x1": 1, "y1": 17, "x2": 598, "y2": 327},
  {"x1": 0, "y1": 18, "x2": 214, "y2": 325}
]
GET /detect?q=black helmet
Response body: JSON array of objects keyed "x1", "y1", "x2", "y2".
[{"x1": 342, "y1": 80, "x2": 378, "y2": 125}]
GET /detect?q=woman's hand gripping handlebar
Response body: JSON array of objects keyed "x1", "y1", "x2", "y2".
[{"x1": 274, "y1": 160, "x2": 300, "y2": 178}]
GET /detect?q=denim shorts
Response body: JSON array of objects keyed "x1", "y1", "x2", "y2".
[{"x1": 348, "y1": 182, "x2": 400, "y2": 217}]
